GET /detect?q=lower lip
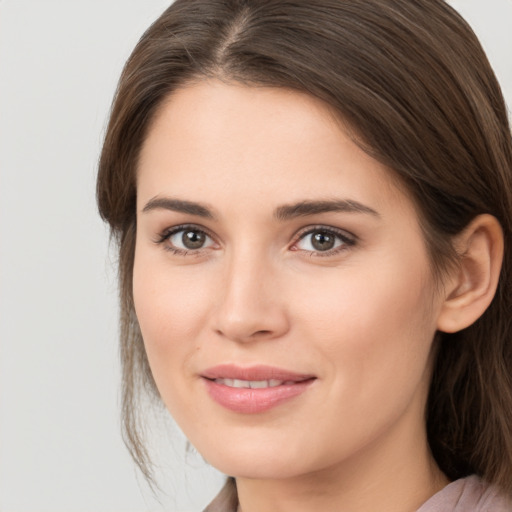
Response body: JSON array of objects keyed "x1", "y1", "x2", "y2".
[{"x1": 203, "y1": 378, "x2": 315, "y2": 414}]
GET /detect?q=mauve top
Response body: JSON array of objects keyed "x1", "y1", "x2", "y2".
[
  {"x1": 204, "y1": 475, "x2": 512, "y2": 512},
  {"x1": 417, "y1": 476, "x2": 511, "y2": 511}
]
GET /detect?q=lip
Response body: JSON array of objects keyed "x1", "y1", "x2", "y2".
[{"x1": 201, "y1": 364, "x2": 316, "y2": 414}]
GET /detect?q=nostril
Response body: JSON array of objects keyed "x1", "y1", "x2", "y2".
[
  {"x1": 215, "y1": 327, "x2": 276, "y2": 342},
  {"x1": 252, "y1": 330, "x2": 272, "y2": 337}
]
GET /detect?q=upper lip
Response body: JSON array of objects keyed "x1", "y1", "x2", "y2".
[{"x1": 201, "y1": 364, "x2": 316, "y2": 382}]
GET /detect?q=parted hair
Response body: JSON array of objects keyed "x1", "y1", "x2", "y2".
[{"x1": 97, "y1": 0, "x2": 512, "y2": 494}]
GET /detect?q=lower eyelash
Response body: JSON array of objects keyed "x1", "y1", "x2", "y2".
[
  {"x1": 153, "y1": 225, "x2": 212, "y2": 256},
  {"x1": 164, "y1": 247, "x2": 196, "y2": 256},
  {"x1": 153, "y1": 225, "x2": 356, "y2": 258},
  {"x1": 296, "y1": 227, "x2": 357, "y2": 257},
  {"x1": 157, "y1": 241, "x2": 208, "y2": 258}
]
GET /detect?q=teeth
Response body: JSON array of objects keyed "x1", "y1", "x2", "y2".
[{"x1": 214, "y1": 378, "x2": 286, "y2": 388}]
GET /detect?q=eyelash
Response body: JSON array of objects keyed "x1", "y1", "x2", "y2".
[
  {"x1": 293, "y1": 225, "x2": 356, "y2": 257},
  {"x1": 154, "y1": 224, "x2": 216, "y2": 256},
  {"x1": 154, "y1": 224, "x2": 357, "y2": 257}
]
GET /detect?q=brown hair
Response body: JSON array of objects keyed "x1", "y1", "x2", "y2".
[{"x1": 97, "y1": 0, "x2": 512, "y2": 494}]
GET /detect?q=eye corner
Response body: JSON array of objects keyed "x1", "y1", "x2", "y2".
[
  {"x1": 153, "y1": 223, "x2": 219, "y2": 256},
  {"x1": 291, "y1": 225, "x2": 357, "y2": 257}
]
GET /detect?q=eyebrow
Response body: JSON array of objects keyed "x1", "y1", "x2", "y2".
[
  {"x1": 274, "y1": 199, "x2": 380, "y2": 221},
  {"x1": 141, "y1": 196, "x2": 380, "y2": 220},
  {"x1": 142, "y1": 197, "x2": 215, "y2": 219}
]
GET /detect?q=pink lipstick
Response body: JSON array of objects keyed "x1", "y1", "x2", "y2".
[{"x1": 201, "y1": 364, "x2": 316, "y2": 414}]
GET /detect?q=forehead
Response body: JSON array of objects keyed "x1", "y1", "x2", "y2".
[{"x1": 137, "y1": 80, "x2": 412, "y2": 218}]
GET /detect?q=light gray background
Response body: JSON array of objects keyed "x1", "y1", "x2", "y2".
[{"x1": 0, "y1": 1, "x2": 510, "y2": 511}]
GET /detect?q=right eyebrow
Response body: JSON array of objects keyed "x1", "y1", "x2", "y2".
[
  {"x1": 274, "y1": 199, "x2": 380, "y2": 221},
  {"x1": 141, "y1": 196, "x2": 215, "y2": 219}
]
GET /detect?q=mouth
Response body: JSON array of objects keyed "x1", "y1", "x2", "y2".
[
  {"x1": 200, "y1": 364, "x2": 316, "y2": 414},
  {"x1": 211, "y1": 378, "x2": 302, "y2": 389}
]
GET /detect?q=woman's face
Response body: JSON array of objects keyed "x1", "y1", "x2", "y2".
[{"x1": 134, "y1": 81, "x2": 447, "y2": 480}]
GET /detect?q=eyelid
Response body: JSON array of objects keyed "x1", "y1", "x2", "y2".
[
  {"x1": 154, "y1": 223, "x2": 218, "y2": 254},
  {"x1": 153, "y1": 223, "x2": 356, "y2": 257},
  {"x1": 155, "y1": 223, "x2": 213, "y2": 241},
  {"x1": 291, "y1": 225, "x2": 357, "y2": 255}
]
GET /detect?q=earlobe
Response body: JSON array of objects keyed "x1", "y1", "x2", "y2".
[{"x1": 436, "y1": 214, "x2": 504, "y2": 333}]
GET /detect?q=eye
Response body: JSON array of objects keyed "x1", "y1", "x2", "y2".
[
  {"x1": 157, "y1": 225, "x2": 216, "y2": 254},
  {"x1": 293, "y1": 227, "x2": 355, "y2": 255}
]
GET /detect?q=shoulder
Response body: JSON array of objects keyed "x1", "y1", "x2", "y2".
[
  {"x1": 203, "y1": 478, "x2": 238, "y2": 512},
  {"x1": 417, "y1": 475, "x2": 512, "y2": 512}
]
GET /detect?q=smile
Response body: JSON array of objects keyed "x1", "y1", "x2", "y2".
[
  {"x1": 213, "y1": 378, "x2": 294, "y2": 388},
  {"x1": 201, "y1": 365, "x2": 316, "y2": 414}
]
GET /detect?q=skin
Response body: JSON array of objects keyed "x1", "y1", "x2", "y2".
[{"x1": 133, "y1": 80, "x2": 454, "y2": 512}]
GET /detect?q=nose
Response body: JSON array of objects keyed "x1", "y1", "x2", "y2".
[{"x1": 211, "y1": 250, "x2": 290, "y2": 343}]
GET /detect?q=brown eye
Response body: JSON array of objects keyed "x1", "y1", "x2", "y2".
[
  {"x1": 164, "y1": 227, "x2": 215, "y2": 252},
  {"x1": 182, "y1": 230, "x2": 206, "y2": 249},
  {"x1": 311, "y1": 231, "x2": 336, "y2": 251},
  {"x1": 295, "y1": 227, "x2": 355, "y2": 254}
]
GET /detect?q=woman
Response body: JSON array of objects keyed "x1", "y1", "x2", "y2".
[{"x1": 97, "y1": 0, "x2": 512, "y2": 510}]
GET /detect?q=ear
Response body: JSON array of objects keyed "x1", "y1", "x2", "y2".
[{"x1": 437, "y1": 214, "x2": 504, "y2": 333}]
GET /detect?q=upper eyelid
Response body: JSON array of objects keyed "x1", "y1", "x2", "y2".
[
  {"x1": 155, "y1": 223, "x2": 357, "y2": 250},
  {"x1": 159, "y1": 223, "x2": 355, "y2": 236},
  {"x1": 159, "y1": 223, "x2": 215, "y2": 239},
  {"x1": 294, "y1": 225, "x2": 357, "y2": 241},
  {"x1": 155, "y1": 225, "x2": 217, "y2": 255}
]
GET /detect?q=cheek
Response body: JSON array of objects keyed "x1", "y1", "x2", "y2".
[
  {"x1": 293, "y1": 253, "x2": 437, "y2": 393},
  {"x1": 132, "y1": 249, "x2": 212, "y2": 384},
  {"x1": 279, "y1": 261, "x2": 438, "y2": 465}
]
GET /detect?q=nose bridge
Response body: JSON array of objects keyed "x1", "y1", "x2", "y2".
[{"x1": 213, "y1": 243, "x2": 288, "y2": 342}]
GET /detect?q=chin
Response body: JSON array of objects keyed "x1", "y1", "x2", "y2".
[
  {"x1": 192, "y1": 434, "x2": 321, "y2": 481},
  {"x1": 206, "y1": 454, "x2": 302, "y2": 480}
]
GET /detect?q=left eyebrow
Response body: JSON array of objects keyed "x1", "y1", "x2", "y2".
[
  {"x1": 141, "y1": 196, "x2": 215, "y2": 219},
  {"x1": 274, "y1": 199, "x2": 380, "y2": 221}
]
